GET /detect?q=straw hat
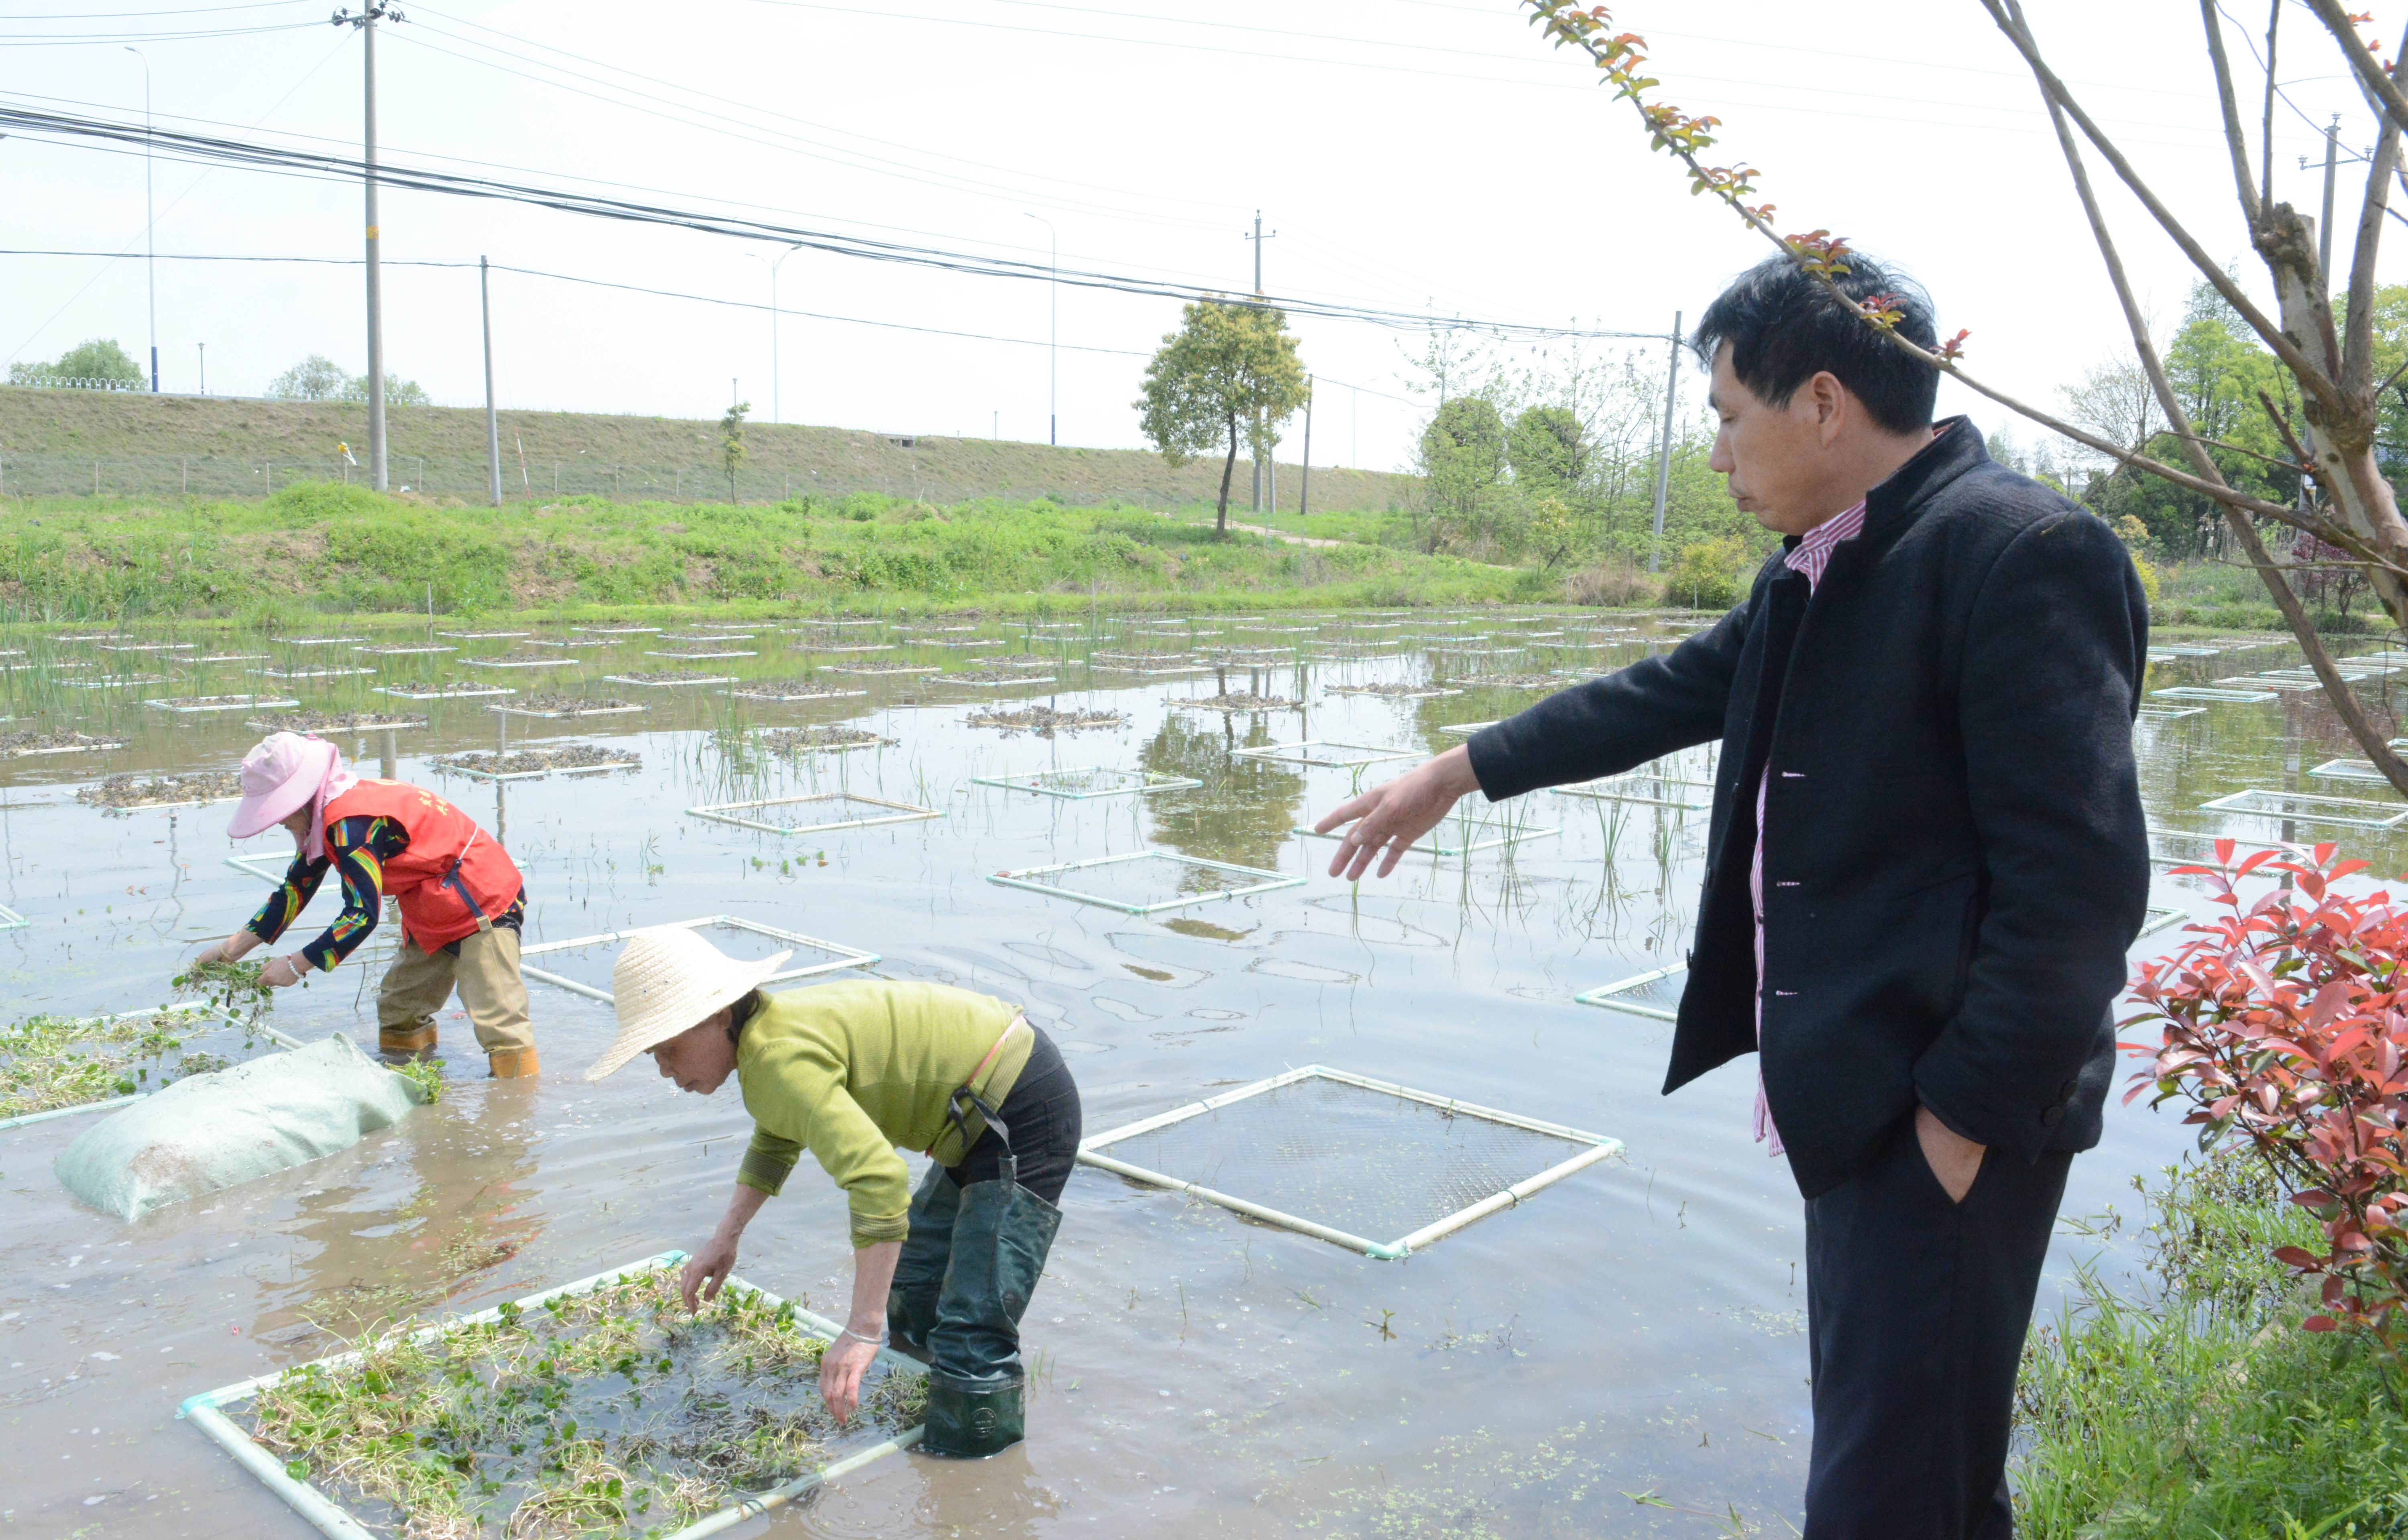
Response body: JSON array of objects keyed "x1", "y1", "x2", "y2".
[{"x1": 582, "y1": 926, "x2": 792, "y2": 1082}]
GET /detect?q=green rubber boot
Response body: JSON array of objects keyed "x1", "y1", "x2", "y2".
[
  {"x1": 922, "y1": 1371, "x2": 1025, "y2": 1458},
  {"x1": 887, "y1": 1165, "x2": 958, "y2": 1365}
]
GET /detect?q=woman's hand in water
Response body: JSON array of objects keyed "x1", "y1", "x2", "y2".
[
  {"x1": 680, "y1": 1232, "x2": 739, "y2": 1312},
  {"x1": 819, "y1": 1332, "x2": 879, "y2": 1425}
]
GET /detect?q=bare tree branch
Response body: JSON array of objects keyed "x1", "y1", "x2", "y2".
[
  {"x1": 2261, "y1": 0, "x2": 2280, "y2": 211},
  {"x1": 2343, "y1": 41, "x2": 2408, "y2": 394},
  {"x1": 2003, "y1": 0, "x2": 2408, "y2": 787},
  {"x1": 1980, "y1": 0, "x2": 2343, "y2": 411},
  {"x1": 2303, "y1": 0, "x2": 2408, "y2": 137},
  {"x1": 2202, "y1": 0, "x2": 2264, "y2": 222}
]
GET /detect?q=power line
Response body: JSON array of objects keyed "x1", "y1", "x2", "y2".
[
  {"x1": 0, "y1": 102, "x2": 1674, "y2": 344},
  {"x1": 0, "y1": 21, "x2": 318, "y2": 43}
]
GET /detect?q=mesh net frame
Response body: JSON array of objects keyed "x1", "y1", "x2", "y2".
[
  {"x1": 175, "y1": 1251, "x2": 926, "y2": 1540},
  {"x1": 972, "y1": 766, "x2": 1203, "y2": 800},
  {"x1": 1573, "y1": 961, "x2": 1686, "y2": 1021},
  {"x1": 2150, "y1": 686, "x2": 2277, "y2": 703},
  {"x1": 987, "y1": 850, "x2": 1303, "y2": 915},
  {"x1": 2198, "y1": 788, "x2": 2408, "y2": 830},
  {"x1": 1079, "y1": 1065, "x2": 1620, "y2": 1259},
  {"x1": 685, "y1": 792, "x2": 939, "y2": 837},
  {"x1": 519, "y1": 916, "x2": 879, "y2": 1003}
]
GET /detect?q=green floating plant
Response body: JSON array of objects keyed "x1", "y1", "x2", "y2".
[
  {"x1": 246, "y1": 1266, "x2": 920, "y2": 1540},
  {"x1": 170, "y1": 957, "x2": 278, "y2": 1029}
]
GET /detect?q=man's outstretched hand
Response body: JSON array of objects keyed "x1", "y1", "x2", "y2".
[{"x1": 1312, "y1": 745, "x2": 1485, "y2": 881}]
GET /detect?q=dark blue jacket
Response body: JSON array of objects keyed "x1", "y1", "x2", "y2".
[{"x1": 1468, "y1": 418, "x2": 2149, "y2": 1198}]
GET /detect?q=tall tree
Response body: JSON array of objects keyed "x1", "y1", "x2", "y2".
[
  {"x1": 6, "y1": 338, "x2": 143, "y2": 387},
  {"x1": 721, "y1": 401, "x2": 749, "y2": 501},
  {"x1": 1134, "y1": 300, "x2": 1309, "y2": 536}
]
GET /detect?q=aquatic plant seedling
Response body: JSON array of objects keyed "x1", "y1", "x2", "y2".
[
  {"x1": 973, "y1": 766, "x2": 1202, "y2": 800},
  {"x1": 353, "y1": 644, "x2": 457, "y2": 657},
  {"x1": 252, "y1": 666, "x2": 377, "y2": 680},
  {"x1": 989, "y1": 850, "x2": 1303, "y2": 915},
  {"x1": 389, "y1": 1057, "x2": 444, "y2": 1104},
  {"x1": 173, "y1": 956, "x2": 279, "y2": 1028},
  {"x1": 645, "y1": 649, "x2": 759, "y2": 661},
  {"x1": 146, "y1": 695, "x2": 301, "y2": 715},
  {"x1": 687, "y1": 792, "x2": 938, "y2": 837},
  {"x1": 375, "y1": 682, "x2": 519, "y2": 701},
  {"x1": 824, "y1": 662, "x2": 941, "y2": 677},
  {"x1": 1231, "y1": 740, "x2": 1419, "y2": 770},
  {"x1": 1573, "y1": 962, "x2": 1687, "y2": 1022},
  {"x1": 1080, "y1": 1065, "x2": 1622, "y2": 1260},
  {"x1": 0, "y1": 729, "x2": 126, "y2": 757},
  {"x1": 520, "y1": 917, "x2": 878, "y2": 1002},
  {"x1": 0, "y1": 1002, "x2": 301, "y2": 1131},
  {"x1": 963, "y1": 705, "x2": 1128, "y2": 737},
  {"x1": 1171, "y1": 691, "x2": 1301, "y2": 713},
  {"x1": 432, "y1": 746, "x2": 643, "y2": 783},
  {"x1": 435, "y1": 630, "x2": 531, "y2": 641},
  {"x1": 604, "y1": 670, "x2": 739, "y2": 688},
  {"x1": 934, "y1": 668, "x2": 1059, "y2": 688},
  {"x1": 76, "y1": 769, "x2": 244, "y2": 811},
  {"x1": 2197, "y1": 788, "x2": 2408, "y2": 831},
  {"x1": 461, "y1": 654, "x2": 582, "y2": 670},
  {"x1": 802, "y1": 642, "x2": 895, "y2": 654},
  {"x1": 721, "y1": 682, "x2": 868, "y2": 704}
]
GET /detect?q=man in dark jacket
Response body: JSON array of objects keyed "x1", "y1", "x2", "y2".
[{"x1": 1315, "y1": 253, "x2": 2149, "y2": 1538}]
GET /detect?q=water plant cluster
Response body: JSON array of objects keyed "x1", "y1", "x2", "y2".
[
  {"x1": 244, "y1": 1267, "x2": 924, "y2": 1540},
  {"x1": 0, "y1": 1006, "x2": 257, "y2": 1118}
]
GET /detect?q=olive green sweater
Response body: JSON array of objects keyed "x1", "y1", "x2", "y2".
[{"x1": 734, "y1": 979, "x2": 1029, "y2": 1247}]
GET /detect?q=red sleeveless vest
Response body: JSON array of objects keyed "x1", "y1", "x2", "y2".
[{"x1": 321, "y1": 779, "x2": 524, "y2": 951}]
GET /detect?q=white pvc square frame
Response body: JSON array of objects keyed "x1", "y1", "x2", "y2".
[
  {"x1": 973, "y1": 766, "x2": 1201, "y2": 800},
  {"x1": 1292, "y1": 816, "x2": 1558, "y2": 859},
  {"x1": 521, "y1": 917, "x2": 878, "y2": 1002},
  {"x1": 0, "y1": 1002, "x2": 302, "y2": 1134},
  {"x1": 1079, "y1": 1065, "x2": 1621, "y2": 1260},
  {"x1": 604, "y1": 672, "x2": 738, "y2": 689},
  {"x1": 988, "y1": 850, "x2": 1303, "y2": 915},
  {"x1": 436, "y1": 752, "x2": 644, "y2": 784},
  {"x1": 1231, "y1": 740, "x2": 1419, "y2": 770},
  {"x1": 686, "y1": 792, "x2": 939, "y2": 836},
  {"x1": 2152, "y1": 686, "x2": 2277, "y2": 704},
  {"x1": 375, "y1": 684, "x2": 517, "y2": 701},
  {"x1": 1551, "y1": 772, "x2": 1715, "y2": 812},
  {"x1": 721, "y1": 684, "x2": 868, "y2": 704},
  {"x1": 176, "y1": 1251, "x2": 926, "y2": 1540},
  {"x1": 1574, "y1": 961, "x2": 1685, "y2": 1021},
  {"x1": 0, "y1": 902, "x2": 23, "y2": 931},
  {"x1": 2199, "y1": 788, "x2": 2408, "y2": 830},
  {"x1": 147, "y1": 695, "x2": 300, "y2": 715}
]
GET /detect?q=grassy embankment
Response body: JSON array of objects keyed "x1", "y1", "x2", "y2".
[
  {"x1": 2012, "y1": 1151, "x2": 2408, "y2": 1535},
  {"x1": 0, "y1": 481, "x2": 1543, "y2": 626},
  {"x1": 0, "y1": 385, "x2": 1415, "y2": 511}
]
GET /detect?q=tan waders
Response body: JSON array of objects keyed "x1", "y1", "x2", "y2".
[
  {"x1": 889, "y1": 1078, "x2": 1063, "y2": 1458},
  {"x1": 377, "y1": 926, "x2": 538, "y2": 1078}
]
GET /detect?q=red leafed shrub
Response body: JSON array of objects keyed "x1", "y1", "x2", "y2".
[{"x1": 2123, "y1": 841, "x2": 2408, "y2": 1334}]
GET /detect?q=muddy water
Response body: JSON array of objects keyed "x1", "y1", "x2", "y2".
[{"x1": 0, "y1": 614, "x2": 2392, "y2": 1538}]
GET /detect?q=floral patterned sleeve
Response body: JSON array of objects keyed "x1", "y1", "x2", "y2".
[
  {"x1": 293, "y1": 815, "x2": 410, "y2": 973},
  {"x1": 244, "y1": 849, "x2": 329, "y2": 947}
]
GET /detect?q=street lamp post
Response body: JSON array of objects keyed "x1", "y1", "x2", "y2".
[
  {"x1": 745, "y1": 242, "x2": 802, "y2": 424},
  {"x1": 124, "y1": 47, "x2": 155, "y2": 392},
  {"x1": 1023, "y1": 212, "x2": 1056, "y2": 446}
]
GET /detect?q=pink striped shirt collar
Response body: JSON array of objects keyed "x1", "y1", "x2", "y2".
[{"x1": 1783, "y1": 499, "x2": 1867, "y2": 591}]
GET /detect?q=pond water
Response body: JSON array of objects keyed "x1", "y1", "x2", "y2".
[{"x1": 0, "y1": 611, "x2": 2394, "y2": 1537}]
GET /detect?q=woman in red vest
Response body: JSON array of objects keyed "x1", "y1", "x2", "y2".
[{"x1": 193, "y1": 731, "x2": 539, "y2": 1078}]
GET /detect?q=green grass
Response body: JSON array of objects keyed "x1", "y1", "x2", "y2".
[
  {"x1": 2012, "y1": 1151, "x2": 2408, "y2": 1537},
  {"x1": 0, "y1": 483, "x2": 1548, "y2": 625}
]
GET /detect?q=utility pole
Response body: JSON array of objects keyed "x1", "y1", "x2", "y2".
[
  {"x1": 1023, "y1": 214, "x2": 1057, "y2": 445},
  {"x1": 747, "y1": 242, "x2": 801, "y2": 424},
  {"x1": 1299, "y1": 375, "x2": 1313, "y2": 519},
  {"x1": 1244, "y1": 210, "x2": 1276, "y2": 511},
  {"x1": 334, "y1": 4, "x2": 403, "y2": 492},
  {"x1": 480, "y1": 255, "x2": 500, "y2": 507},
  {"x1": 196, "y1": 341, "x2": 205, "y2": 394},
  {"x1": 1647, "y1": 310, "x2": 1683, "y2": 575},
  {"x1": 126, "y1": 49, "x2": 155, "y2": 390}
]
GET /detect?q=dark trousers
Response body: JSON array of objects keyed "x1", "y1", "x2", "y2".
[{"x1": 1802, "y1": 1112, "x2": 2072, "y2": 1539}]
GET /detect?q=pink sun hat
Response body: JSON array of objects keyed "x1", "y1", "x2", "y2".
[{"x1": 227, "y1": 732, "x2": 359, "y2": 858}]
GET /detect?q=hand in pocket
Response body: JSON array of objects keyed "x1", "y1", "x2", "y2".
[{"x1": 1915, "y1": 1104, "x2": 1986, "y2": 1204}]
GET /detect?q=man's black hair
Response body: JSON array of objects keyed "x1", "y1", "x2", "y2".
[{"x1": 1691, "y1": 253, "x2": 1940, "y2": 435}]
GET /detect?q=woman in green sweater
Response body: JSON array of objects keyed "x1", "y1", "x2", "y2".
[{"x1": 583, "y1": 925, "x2": 1081, "y2": 1458}]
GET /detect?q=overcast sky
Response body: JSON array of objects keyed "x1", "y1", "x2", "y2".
[{"x1": 2, "y1": 0, "x2": 2396, "y2": 473}]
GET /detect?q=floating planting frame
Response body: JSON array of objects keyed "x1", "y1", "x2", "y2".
[
  {"x1": 433, "y1": 752, "x2": 643, "y2": 784},
  {"x1": 1437, "y1": 721, "x2": 1497, "y2": 736},
  {"x1": 2308, "y1": 757, "x2": 2392, "y2": 783},
  {"x1": 1230, "y1": 740, "x2": 1420, "y2": 770},
  {"x1": 1077, "y1": 1065, "x2": 1621, "y2": 1260},
  {"x1": 2139, "y1": 905, "x2": 2186, "y2": 937},
  {"x1": 0, "y1": 1002, "x2": 302, "y2": 1134},
  {"x1": 645, "y1": 649, "x2": 759, "y2": 661},
  {"x1": 486, "y1": 701, "x2": 649, "y2": 721},
  {"x1": 936, "y1": 672, "x2": 1059, "y2": 688},
  {"x1": 520, "y1": 917, "x2": 878, "y2": 1002},
  {"x1": 972, "y1": 766, "x2": 1202, "y2": 799},
  {"x1": 604, "y1": 672, "x2": 739, "y2": 688},
  {"x1": 686, "y1": 792, "x2": 940, "y2": 836},
  {"x1": 2199, "y1": 788, "x2": 2408, "y2": 830},
  {"x1": 175, "y1": 1251, "x2": 922, "y2": 1540},
  {"x1": 1551, "y1": 772, "x2": 1715, "y2": 811},
  {"x1": 146, "y1": 695, "x2": 301, "y2": 715},
  {"x1": 987, "y1": 850, "x2": 1303, "y2": 915},
  {"x1": 354, "y1": 644, "x2": 455, "y2": 657},
  {"x1": 721, "y1": 684, "x2": 868, "y2": 703},
  {"x1": 253, "y1": 666, "x2": 376, "y2": 680},
  {"x1": 374, "y1": 683, "x2": 517, "y2": 701},
  {"x1": 2135, "y1": 705, "x2": 2206, "y2": 722},
  {"x1": 573, "y1": 625, "x2": 664, "y2": 635},
  {"x1": 2151, "y1": 686, "x2": 2278, "y2": 704},
  {"x1": 1573, "y1": 961, "x2": 1687, "y2": 1021},
  {"x1": 1322, "y1": 683, "x2": 1464, "y2": 700},
  {"x1": 0, "y1": 901, "x2": 23, "y2": 931}
]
